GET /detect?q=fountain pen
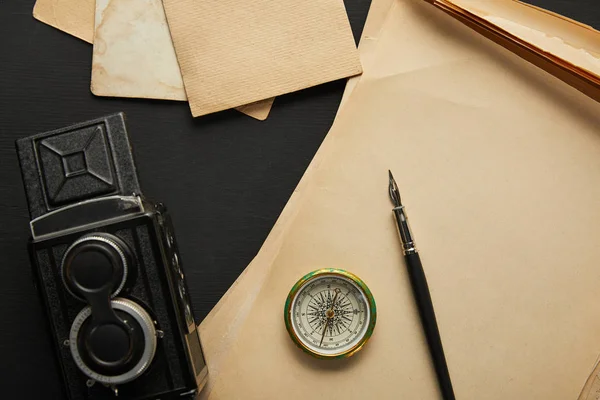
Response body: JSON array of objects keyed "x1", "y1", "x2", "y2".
[{"x1": 388, "y1": 170, "x2": 456, "y2": 400}]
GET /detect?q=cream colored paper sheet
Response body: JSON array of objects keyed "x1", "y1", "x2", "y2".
[
  {"x1": 162, "y1": 0, "x2": 362, "y2": 117},
  {"x1": 33, "y1": 0, "x2": 274, "y2": 120},
  {"x1": 205, "y1": 0, "x2": 600, "y2": 398}
]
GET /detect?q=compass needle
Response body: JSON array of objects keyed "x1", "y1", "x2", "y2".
[{"x1": 319, "y1": 318, "x2": 330, "y2": 346}]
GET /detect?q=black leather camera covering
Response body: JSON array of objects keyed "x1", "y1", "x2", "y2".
[{"x1": 16, "y1": 113, "x2": 141, "y2": 219}]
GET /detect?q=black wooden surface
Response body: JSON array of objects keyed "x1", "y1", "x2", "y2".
[{"x1": 0, "y1": 0, "x2": 598, "y2": 398}]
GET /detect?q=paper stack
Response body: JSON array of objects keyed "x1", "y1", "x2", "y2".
[
  {"x1": 198, "y1": 0, "x2": 600, "y2": 399},
  {"x1": 431, "y1": 0, "x2": 600, "y2": 100},
  {"x1": 33, "y1": 0, "x2": 362, "y2": 120}
]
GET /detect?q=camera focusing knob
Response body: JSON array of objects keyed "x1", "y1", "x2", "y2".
[
  {"x1": 70, "y1": 298, "x2": 157, "y2": 385},
  {"x1": 61, "y1": 233, "x2": 132, "y2": 301}
]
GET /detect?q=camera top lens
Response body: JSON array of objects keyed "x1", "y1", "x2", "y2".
[
  {"x1": 69, "y1": 249, "x2": 115, "y2": 290},
  {"x1": 62, "y1": 233, "x2": 133, "y2": 301}
]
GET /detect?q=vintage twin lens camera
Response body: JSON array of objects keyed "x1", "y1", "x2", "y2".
[{"x1": 16, "y1": 113, "x2": 208, "y2": 399}]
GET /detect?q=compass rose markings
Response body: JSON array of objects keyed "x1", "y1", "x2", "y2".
[{"x1": 287, "y1": 272, "x2": 374, "y2": 358}]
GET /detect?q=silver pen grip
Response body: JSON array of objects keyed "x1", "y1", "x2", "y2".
[{"x1": 393, "y1": 206, "x2": 417, "y2": 255}]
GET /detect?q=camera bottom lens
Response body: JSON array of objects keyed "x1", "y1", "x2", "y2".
[
  {"x1": 88, "y1": 322, "x2": 131, "y2": 363},
  {"x1": 69, "y1": 299, "x2": 157, "y2": 385}
]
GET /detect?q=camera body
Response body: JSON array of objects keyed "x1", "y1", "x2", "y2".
[{"x1": 16, "y1": 114, "x2": 207, "y2": 399}]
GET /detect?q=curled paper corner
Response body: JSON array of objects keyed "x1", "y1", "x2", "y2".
[
  {"x1": 33, "y1": 0, "x2": 95, "y2": 43},
  {"x1": 484, "y1": 16, "x2": 600, "y2": 77},
  {"x1": 431, "y1": 0, "x2": 600, "y2": 94},
  {"x1": 578, "y1": 355, "x2": 600, "y2": 400}
]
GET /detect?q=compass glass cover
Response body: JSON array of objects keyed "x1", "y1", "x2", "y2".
[{"x1": 289, "y1": 273, "x2": 372, "y2": 357}]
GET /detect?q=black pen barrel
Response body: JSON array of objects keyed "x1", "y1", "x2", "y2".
[{"x1": 405, "y1": 252, "x2": 456, "y2": 400}]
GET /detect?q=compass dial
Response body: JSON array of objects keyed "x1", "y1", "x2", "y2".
[{"x1": 284, "y1": 269, "x2": 376, "y2": 359}]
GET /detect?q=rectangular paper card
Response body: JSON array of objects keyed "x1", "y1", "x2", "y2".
[
  {"x1": 92, "y1": 0, "x2": 186, "y2": 101},
  {"x1": 33, "y1": 0, "x2": 274, "y2": 120},
  {"x1": 162, "y1": 0, "x2": 363, "y2": 117},
  {"x1": 204, "y1": 1, "x2": 600, "y2": 398}
]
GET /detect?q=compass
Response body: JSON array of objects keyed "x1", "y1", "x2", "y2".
[{"x1": 284, "y1": 268, "x2": 376, "y2": 359}]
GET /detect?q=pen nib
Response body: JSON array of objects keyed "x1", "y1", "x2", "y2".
[{"x1": 388, "y1": 170, "x2": 402, "y2": 207}]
